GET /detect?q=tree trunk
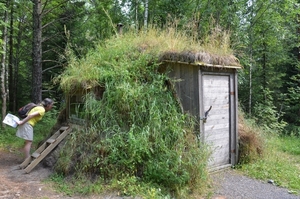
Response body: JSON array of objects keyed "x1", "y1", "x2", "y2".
[
  {"x1": 32, "y1": 0, "x2": 43, "y2": 103},
  {"x1": 144, "y1": 0, "x2": 148, "y2": 28},
  {"x1": 297, "y1": 14, "x2": 300, "y2": 61},
  {"x1": 1, "y1": 0, "x2": 9, "y2": 128},
  {"x1": 262, "y1": 32, "x2": 267, "y2": 93},
  {"x1": 8, "y1": 0, "x2": 15, "y2": 112},
  {"x1": 249, "y1": 42, "x2": 252, "y2": 116},
  {"x1": 136, "y1": 0, "x2": 139, "y2": 30}
]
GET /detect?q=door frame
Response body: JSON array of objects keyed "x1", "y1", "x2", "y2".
[{"x1": 199, "y1": 70, "x2": 238, "y2": 169}]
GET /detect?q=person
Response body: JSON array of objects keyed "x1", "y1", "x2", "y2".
[{"x1": 16, "y1": 98, "x2": 54, "y2": 159}]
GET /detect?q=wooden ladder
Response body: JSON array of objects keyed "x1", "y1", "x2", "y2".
[{"x1": 20, "y1": 126, "x2": 71, "y2": 173}]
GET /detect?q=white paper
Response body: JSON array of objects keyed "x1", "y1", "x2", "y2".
[{"x1": 2, "y1": 113, "x2": 20, "y2": 128}]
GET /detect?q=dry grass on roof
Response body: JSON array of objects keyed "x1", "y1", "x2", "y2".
[
  {"x1": 158, "y1": 51, "x2": 241, "y2": 66},
  {"x1": 58, "y1": 25, "x2": 241, "y2": 92},
  {"x1": 130, "y1": 26, "x2": 241, "y2": 67}
]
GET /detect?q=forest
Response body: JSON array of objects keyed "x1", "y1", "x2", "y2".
[
  {"x1": 0, "y1": 0, "x2": 299, "y2": 133},
  {"x1": 0, "y1": 0, "x2": 300, "y2": 198}
]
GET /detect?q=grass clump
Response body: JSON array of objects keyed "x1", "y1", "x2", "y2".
[
  {"x1": 237, "y1": 110, "x2": 264, "y2": 164},
  {"x1": 54, "y1": 27, "x2": 217, "y2": 198}
]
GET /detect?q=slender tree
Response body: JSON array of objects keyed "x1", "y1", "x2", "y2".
[
  {"x1": 144, "y1": 0, "x2": 148, "y2": 28},
  {"x1": 1, "y1": 0, "x2": 9, "y2": 127},
  {"x1": 32, "y1": 0, "x2": 43, "y2": 103},
  {"x1": 8, "y1": 0, "x2": 15, "y2": 111}
]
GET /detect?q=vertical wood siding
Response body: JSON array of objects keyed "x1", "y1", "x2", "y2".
[{"x1": 169, "y1": 63, "x2": 200, "y2": 117}]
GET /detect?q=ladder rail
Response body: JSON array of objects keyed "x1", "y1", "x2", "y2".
[{"x1": 20, "y1": 126, "x2": 71, "y2": 173}]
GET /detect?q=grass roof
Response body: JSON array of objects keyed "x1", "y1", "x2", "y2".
[{"x1": 57, "y1": 26, "x2": 240, "y2": 92}]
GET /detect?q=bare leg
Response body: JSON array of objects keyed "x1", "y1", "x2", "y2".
[{"x1": 23, "y1": 140, "x2": 32, "y2": 159}]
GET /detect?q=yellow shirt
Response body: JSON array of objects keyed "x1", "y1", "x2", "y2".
[{"x1": 27, "y1": 106, "x2": 45, "y2": 126}]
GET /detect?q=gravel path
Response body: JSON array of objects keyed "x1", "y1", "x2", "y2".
[{"x1": 212, "y1": 169, "x2": 300, "y2": 199}]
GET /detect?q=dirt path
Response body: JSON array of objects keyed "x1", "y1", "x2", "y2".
[
  {"x1": 0, "y1": 149, "x2": 137, "y2": 199},
  {"x1": 0, "y1": 149, "x2": 66, "y2": 199}
]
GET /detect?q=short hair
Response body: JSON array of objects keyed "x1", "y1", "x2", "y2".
[{"x1": 41, "y1": 98, "x2": 54, "y2": 107}]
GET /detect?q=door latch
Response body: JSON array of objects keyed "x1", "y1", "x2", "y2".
[{"x1": 200, "y1": 106, "x2": 212, "y2": 123}]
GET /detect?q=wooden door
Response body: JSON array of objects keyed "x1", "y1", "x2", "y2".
[{"x1": 201, "y1": 73, "x2": 232, "y2": 168}]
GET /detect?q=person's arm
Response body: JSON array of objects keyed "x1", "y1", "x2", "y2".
[{"x1": 17, "y1": 111, "x2": 41, "y2": 125}]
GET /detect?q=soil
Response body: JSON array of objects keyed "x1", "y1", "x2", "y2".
[
  {"x1": 0, "y1": 149, "x2": 137, "y2": 199},
  {"x1": 1, "y1": 149, "x2": 299, "y2": 199},
  {"x1": 0, "y1": 149, "x2": 65, "y2": 199}
]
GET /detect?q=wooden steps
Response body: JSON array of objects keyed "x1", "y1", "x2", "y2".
[{"x1": 20, "y1": 126, "x2": 71, "y2": 173}]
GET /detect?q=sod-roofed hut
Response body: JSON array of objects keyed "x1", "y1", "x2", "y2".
[
  {"x1": 159, "y1": 51, "x2": 241, "y2": 170},
  {"x1": 59, "y1": 28, "x2": 242, "y2": 173}
]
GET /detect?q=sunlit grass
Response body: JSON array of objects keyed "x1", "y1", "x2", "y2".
[
  {"x1": 56, "y1": 25, "x2": 236, "y2": 93},
  {"x1": 238, "y1": 134, "x2": 300, "y2": 193}
]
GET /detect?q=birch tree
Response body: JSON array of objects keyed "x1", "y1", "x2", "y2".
[
  {"x1": 1, "y1": 1, "x2": 9, "y2": 127},
  {"x1": 144, "y1": 0, "x2": 148, "y2": 28}
]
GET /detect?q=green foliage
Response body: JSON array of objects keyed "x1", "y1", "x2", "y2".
[
  {"x1": 282, "y1": 64, "x2": 300, "y2": 127},
  {"x1": 252, "y1": 88, "x2": 287, "y2": 133},
  {"x1": 110, "y1": 175, "x2": 169, "y2": 198},
  {"x1": 55, "y1": 27, "x2": 213, "y2": 198},
  {"x1": 49, "y1": 172, "x2": 105, "y2": 196},
  {"x1": 283, "y1": 125, "x2": 300, "y2": 137},
  {"x1": 237, "y1": 0, "x2": 300, "y2": 129},
  {"x1": 56, "y1": 26, "x2": 235, "y2": 92},
  {"x1": 49, "y1": 173, "x2": 74, "y2": 196},
  {"x1": 0, "y1": 127, "x2": 23, "y2": 149},
  {"x1": 50, "y1": 172, "x2": 170, "y2": 198},
  {"x1": 276, "y1": 135, "x2": 300, "y2": 156}
]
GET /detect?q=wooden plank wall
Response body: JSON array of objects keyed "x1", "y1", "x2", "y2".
[
  {"x1": 168, "y1": 63, "x2": 200, "y2": 118},
  {"x1": 160, "y1": 62, "x2": 239, "y2": 168}
]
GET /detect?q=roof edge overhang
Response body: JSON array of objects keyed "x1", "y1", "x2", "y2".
[{"x1": 162, "y1": 60, "x2": 242, "y2": 69}]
